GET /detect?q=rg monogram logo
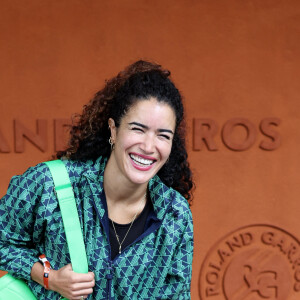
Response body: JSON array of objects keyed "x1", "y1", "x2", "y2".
[{"x1": 243, "y1": 265, "x2": 277, "y2": 299}]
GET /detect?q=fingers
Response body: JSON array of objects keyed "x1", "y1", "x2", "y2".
[
  {"x1": 71, "y1": 271, "x2": 95, "y2": 283},
  {"x1": 61, "y1": 271, "x2": 95, "y2": 299},
  {"x1": 49, "y1": 266, "x2": 95, "y2": 299},
  {"x1": 71, "y1": 279, "x2": 95, "y2": 290}
]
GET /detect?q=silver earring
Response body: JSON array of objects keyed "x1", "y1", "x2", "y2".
[{"x1": 109, "y1": 137, "x2": 115, "y2": 150}]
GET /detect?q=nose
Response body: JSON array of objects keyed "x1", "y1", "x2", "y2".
[{"x1": 139, "y1": 134, "x2": 155, "y2": 154}]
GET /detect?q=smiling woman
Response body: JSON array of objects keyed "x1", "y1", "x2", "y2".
[
  {"x1": 0, "y1": 60, "x2": 194, "y2": 300},
  {"x1": 107, "y1": 98, "x2": 176, "y2": 186}
]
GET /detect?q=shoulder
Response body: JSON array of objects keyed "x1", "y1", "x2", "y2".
[
  {"x1": 2, "y1": 162, "x2": 55, "y2": 210},
  {"x1": 170, "y1": 188, "x2": 191, "y2": 215},
  {"x1": 169, "y1": 188, "x2": 193, "y2": 229},
  {"x1": 7, "y1": 156, "x2": 106, "y2": 192},
  {"x1": 150, "y1": 175, "x2": 193, "y2": 227},
  {"x1": 59, "y1": 156, "x2": 107, "y2": 184},
  {"x1": 7, "y1": 162, "x2": 53, "y2": 192},
  {"x1": 4, "y1": 156, "x2": 104, "y2": 195}
]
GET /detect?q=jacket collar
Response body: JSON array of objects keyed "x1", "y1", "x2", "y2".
[{"x1": 81, "y1": 156, "x2": 173, "y2": 221}]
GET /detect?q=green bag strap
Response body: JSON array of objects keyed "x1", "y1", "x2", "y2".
[{"x1": 44, "y1": 160, "x2": 88, "y2": 274}]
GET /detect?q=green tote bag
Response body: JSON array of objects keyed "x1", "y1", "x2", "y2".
[{"x1": 0, "y1": 274, "x2": 37, "y2": 300}]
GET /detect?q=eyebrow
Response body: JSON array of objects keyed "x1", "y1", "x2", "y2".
[{"x1": 128, "y1": 122, "x2": 174, "y2": 135}]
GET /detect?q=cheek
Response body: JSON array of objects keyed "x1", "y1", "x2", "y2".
[
  {"x1": 159, "y1": 142, "x2": 173, "y2": 159},
  {"x1": 116, "y1": 132, "x2": 139, "y2": 151}
]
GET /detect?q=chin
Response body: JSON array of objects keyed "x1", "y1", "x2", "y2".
[
  {"x1": 126, "y1": 169, "x2": 159, "y2": 185},
  {"x1": 128, "y1": 175, "x2": 153, "y2": 185}
]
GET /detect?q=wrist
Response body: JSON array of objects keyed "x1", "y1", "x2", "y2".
[{"x1": 47, "y1": 269, "x2": 57, "y2": 291}]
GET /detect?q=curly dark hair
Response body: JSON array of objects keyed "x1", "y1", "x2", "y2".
[{"x1": 57, "y1": 60, "x2": 194, "y2": 203}]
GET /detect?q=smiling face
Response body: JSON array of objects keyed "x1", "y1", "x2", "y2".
[{"x1": 108, "y1": 97, "x2": 176, "y2": 186}]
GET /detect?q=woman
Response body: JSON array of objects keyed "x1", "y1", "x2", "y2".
[{"x1": 0, "y1": 60, "x2": 194, "y2": 299}]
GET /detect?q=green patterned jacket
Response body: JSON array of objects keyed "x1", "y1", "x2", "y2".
[{"x1": 0, "y1": 157, "x2": 193, "y2": 299}]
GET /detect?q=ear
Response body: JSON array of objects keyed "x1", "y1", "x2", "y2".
[{"x1": 108, "y1": 118, "x2": 117, "y2": 142}]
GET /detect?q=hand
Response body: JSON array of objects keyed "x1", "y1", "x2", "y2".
[{"x1": 49, "y1": 264, "x2": 95, "y2": 299}]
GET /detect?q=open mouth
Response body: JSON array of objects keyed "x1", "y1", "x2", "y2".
[{"x1": 129, "y1": 153, "x2": 156, "y2": 167}]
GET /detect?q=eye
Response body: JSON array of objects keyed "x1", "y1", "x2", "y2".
[
  {"x1": 132, "y1": 127, "x2": 144, "y2": 132},
  {"x1": 159, "y1": 134, "x2": 171, "y2": 140}
]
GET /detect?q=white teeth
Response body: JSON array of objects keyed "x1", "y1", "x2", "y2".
[{"x1": 130, "y1": 154, "x2": 155, "y2": 166}]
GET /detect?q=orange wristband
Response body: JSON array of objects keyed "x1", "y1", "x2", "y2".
[{"x1": 38, "y1": 254, "x2": 51, "y2": 289}]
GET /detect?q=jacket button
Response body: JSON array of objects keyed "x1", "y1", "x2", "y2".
[{"x1": 106, "y1": 273, "x2": 113, "y2": 280}]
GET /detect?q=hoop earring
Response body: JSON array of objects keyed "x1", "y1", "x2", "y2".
[{"x1": 109, "y1": 137, "x2": 115, "y2": 150}]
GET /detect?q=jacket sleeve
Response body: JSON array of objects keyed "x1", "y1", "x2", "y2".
[
  {"x1": 161, "y1": 207, "x2": 194, "y2": 300},
  {"x1": 0, "y1": 164, "x2": 48, "y2": 281}
]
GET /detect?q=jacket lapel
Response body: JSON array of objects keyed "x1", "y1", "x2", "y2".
[
  {"x1": 81, "y1": 157, "x2": 108, "y2": 221},
  {"x1": 148, "y1": 175, "x2": 173, "y2": 220}
]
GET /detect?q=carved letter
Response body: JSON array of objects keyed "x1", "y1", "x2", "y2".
[
  {"x1": 193, "y1": 118, "x2": 218, "y2": 151},
  {"x1": 294, "y1": 282, "x2": 300, "y2": 292},
  {"x1": 14, "y1": 119, "x2": 47, "y2": 153},
  {"x1": 209, "y1": 262, "x2": 221, "y2": 271},
  {"x1": 226, "y1": 236, "x2": 243, "y2": 252},
  {"x1": 0, "y1": 129, "x2": 10, "y2": 153},
  {"x1": 259, "y1": 118, "x2": 281, "y2": 150},
  {"x1": 292, "y1": 257, "x2": 300, "y2": 269},
  {"x1": 206, "y1": 271, "x2": 218, "y2": 285},
  {"x1": 276, "y1": 237, "x2": 287, "y2": 253},
  {"x1": 54, "y1": 119, "x2": 71, "y2": 152},
  {"x1": 218, "y1": 249, "x2": 231, "y2": 264},
  {"x1": 222, "y1": 118, "x2": 257, "y2": 151},
  {"x1": 206, "y1": 286, "x2": 219, "y2": 297},
  {"x1": 261, "y1": 232, "x2": 275, "y2": 246},
  {"x1": 240, "y1": 232, "x2": 253, "y2": 246},
  {"x1": 294, "y1": 269, "x2": 300, "y2": 282},
  {"x1": 284, "y1": 243, "x2": 298, "y2": 262}
]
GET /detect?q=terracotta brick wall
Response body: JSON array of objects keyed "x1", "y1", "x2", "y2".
[{"x1": 1, "y1": 1, "x2": 300, "y2": 298}]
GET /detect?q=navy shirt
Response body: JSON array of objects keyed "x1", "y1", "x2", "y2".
[{"x1": 109, "y1": 197, "x2": 152, "y2": 260}]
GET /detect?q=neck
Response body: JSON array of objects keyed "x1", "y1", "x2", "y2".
[{"x1": 103, "y1": 155, "x2": 148, "y2": 205}]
